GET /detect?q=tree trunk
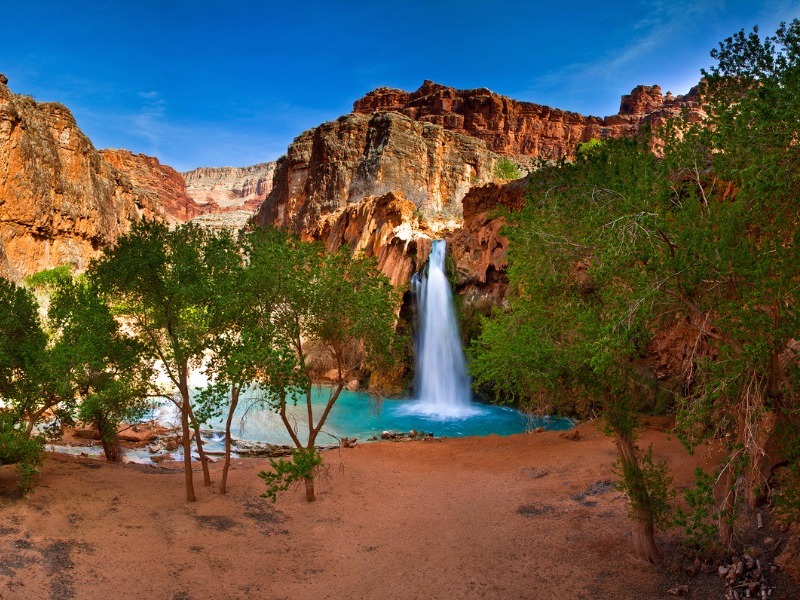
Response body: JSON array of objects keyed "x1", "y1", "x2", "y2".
[
  {"x1": 615, "y1": 431, "x2": 661, "y2": 563},
  {"x1": 187, "y1": 403, "x2": 212, "y2": 486},
  {"x1": 219, "y1": 384, "x2": 240, "y2": 495},
  {"x1": 100, "y1": 434, "x2": 123, "y2": 462},
  {"x1": 97, "y1": 416, "x2": 123, "y2": 462},
  {"x1": 716, "y1": 464, "x2": 736, "y2": 549},
  {"x1": 179, "y1": 374, "x2": 196, "y2": 502},
  {"x1": 304, "y1": 477, "x2": 315, "y2": 502}
]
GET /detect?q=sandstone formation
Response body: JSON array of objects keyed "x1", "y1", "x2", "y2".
[
  {"x1": 353, "y1": 80, "x2": 701, "y2": 161},
  {"x1": 0, "y1": 76, "x2": 159, "y2": 281},
  {"x1": 308, "y1": 191, "x2": 433, "y2": 287},
  {"x1": 254, "y1": 111, "x2": 502, "y2": 234},
  {"x1": 182, "y1": 162, "x2": 276, "y2": 211},
  {"x1": 100, "y1": 149, "x2": 204, "y2": 223},
  {"x1": 255, "y1": 79, "x2": 704, "y2": 302},
  {"x1": 446, "y1": 176, "x2": 529, "y2": 306}
]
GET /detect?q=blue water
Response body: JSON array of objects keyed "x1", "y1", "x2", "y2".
[{"x1": 156, "y1": 387, "x2": 574, "y2": 446}]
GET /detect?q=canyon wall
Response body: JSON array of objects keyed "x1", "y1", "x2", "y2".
[
  {"x1": 182, "y1": 162, "x2": 276, "y2": 210},
  {"x1": 353, "y1": 80, "x2": 701, "y2": 160},
  {"x1": 100, "y1": 149, "x2": 205, "y2": 223},
  {"x1": 256, "y1": 79, "x2": 703, "y2": 292},
  {"x1": 0, "y1": 75, "x2": 162, "y2": 281},
  {"x1": 254, "y1": 111, "x2": 502, "y2": 234}
]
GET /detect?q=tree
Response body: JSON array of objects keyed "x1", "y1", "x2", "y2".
[
  {"x1": 494, "y1": 157, "x2": 522, "y2": 180},
  {"x1": 196, "y1": 227, "x2": 289, "y2": 495},
  {"x1": 655, "y1": 20, "x2": 800, "y2": 546},
  {"x1": 0, "y1": 277, "x2": 73, "y2": 438},
  {"x1": 48, "y1": 278, "x2": 153, "y2": 462},
  {"x1": 253, "y1": 229, "x2": 400, "y2": 502},
  {"x1": 0, "y1": 278, "x2": 46, "y2": 491},
  {"x1": 89, "y1": 221, "x2": 238, "y2": 501},
  {"x1": 471, "y1": 20, "x2": 800, "y2": 556},
  {"x1": 471, "y1": 139, "x2": 671, "y2": 562}
]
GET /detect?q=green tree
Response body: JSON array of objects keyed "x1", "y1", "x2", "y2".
[
  {"x1": 88, "y1": 221, "x2": 237, "y2": 501},
  {"x1": 48, "y1": 278, "x2": 153, "y2": 462},
  {"x1": 0, "y1": 277, "x2": 71, "y2": 438},
  {"x1": 0, "y1": 278, "x2": 46, "y2": 491},
  {"x1": 196, "y1": 227, "x2": 292, "y2": 495},
  {"x1": 655, "y1": 20, "x2": 800, "y2": 545},
  {"x1": 472, "y1": 139, "x2": 670, "y2": 562},
  {"x1": 251, "y1": 230, "x2": 400, "y2": 502},
  {"x1": 494, "y1": 157, "x2": 522, "y2": 180}
]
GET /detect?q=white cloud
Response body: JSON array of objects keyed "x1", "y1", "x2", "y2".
[{"x1": 132, "y1": 90, "x2": 167, "y2": 153}]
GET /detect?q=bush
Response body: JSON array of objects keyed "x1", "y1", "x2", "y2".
[
  {"x1": 494, "y1": 157, "x2": 521, "y2": 180},
  {"x1": 0, "y1": 413, "x2": 44, "y2": 494},
  {"x1": 24, "y1": 265, "x2": 73, "y2": 290},
  {"x1": 258, "y1": 448, "x2": 323, "y2": 503},
  {"x1": 674, "y1": 467, "x2": 723, "y2": 553}
]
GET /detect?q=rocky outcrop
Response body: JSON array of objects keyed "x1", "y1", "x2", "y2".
[
  {"x1": 446, "y1": 177, "x2": 529, "y2": 306},
  {"x1": 353, "y1": 80, "x2": 701, "y2": 160},
  {"x1": 100, "y1": 149, "x2": 204, "y2": 223},
  {"x1": 0, "y1": 76, "x2": 158, "y2": 281},
  {"x1": 254, "y1": 111, "x2": 501, "y2": 234},
  {"x1": 308, "y1": 191, "x2": 433, "y2": 287},
  {"x1": 182, "y1": 162, "x2": 276, "y2": 211}
]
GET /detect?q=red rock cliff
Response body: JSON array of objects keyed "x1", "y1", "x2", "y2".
[
  {"x1": 182, "y1": 162, "x2": 276, "y2": 211},
  {"x1": 353, "y1": 80, "x2": 700, "y2": 160},
  {"x1": 255, "y1": 111, "x2": 502, "y2": 234},
  {"x1": 100, "y1": 149, "x2": 206, "y2": 223},
  {"x1": 0, "y1": 76, "x2": 165, "y2": 280}
]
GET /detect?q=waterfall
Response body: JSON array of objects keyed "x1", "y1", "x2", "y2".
[{"x1": 405, "y1": 239, "x2": 478, "y2": 419}]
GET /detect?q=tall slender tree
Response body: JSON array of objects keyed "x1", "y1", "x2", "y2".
[{"x1": 89, "y1": 221, "x2": 238, "y2": 501}]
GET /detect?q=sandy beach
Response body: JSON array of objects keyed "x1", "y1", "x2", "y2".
[{"x1": 0, "y1": 420, "x2": 796, "y2": 599}]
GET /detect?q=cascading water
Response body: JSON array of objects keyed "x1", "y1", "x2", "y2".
[{"x1": 403, "y1": 239, "x2": 479, "y2": 419}]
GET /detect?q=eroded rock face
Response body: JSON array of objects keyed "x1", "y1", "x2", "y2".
[
  {"x1": 308, "y1": 191, "x2": 433, "y2": 287},
  {"x1": 100, "y1": 149, "x2": 202, "y2": 223},
  {"x1": 353, "y1": 80, "x2": 701, "y2": 160},
  {"x1": 254, "y1": 111, "x2": 500, "y2": 234},
  {"x1": 182, "y1": 162, "x2": 276, "y2": 211},
  {"x1": 0, "y1": 77, "x2": 157, "y2": 280},
  {"x1": 446, "y1": 177, "x2": 529, "y2": 307}
]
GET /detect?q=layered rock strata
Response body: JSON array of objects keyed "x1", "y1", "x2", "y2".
[
  {"x1": 308, "y1": 191, "x2": 433, "y2": 287},
  {"x1": 446, "y1": 176, "x2": 529, "y2": 306},
  {"x1": 353, "y1": 80, "x2": 701, "y2": 160},
  {"x1": 182, "y1": 162, "x2": 276, "y2": 211},
  {"x1": 0, "y1": 76, "x2": 160, "y2": 280},
  {"x1": 100, "y1": 149, "x2": 204, "y2": 223},
  {"x1": 254, "y1": 111, "x2": 501, "y2": 234}
]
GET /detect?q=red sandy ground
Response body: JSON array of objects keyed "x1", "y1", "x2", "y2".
[{"x1": 0, "y1": 420, "x2": 796, "y2": 599}]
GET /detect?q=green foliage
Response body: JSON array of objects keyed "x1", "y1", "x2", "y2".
[
  {"x1": 470, "y1": 19, "x2": 800, "y2": 551},
  {"x1": 614, "y1": 445, "x2": 674, "y2": 530},
  {"x1": 494, "y1": 157, "x2": 521, "y2": 180},
  {"x1": 23, "y1": 265, "x2": 73, "y2": 290},
  {"x1": 674, "y1": 468, "x2": 723, "y2": 552},
  {"x1": 0, "y1": 412, "x2": 44, "y2": 493},
  {"x1": 576, "y1": 138, "x2": 603, "y2": 156},
  {"x1": 258, "y1": 448, "x2": 323, "y2": 503},
  {"x1": 470, "y1": 137, "x2": 662, "y2": 415},
  {"x1": 772, "y1": 416, "x2": 800, "y2": 525}
]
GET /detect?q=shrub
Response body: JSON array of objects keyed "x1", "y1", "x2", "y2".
[{"x1": 494, "y1": 157, "x2": 521, "y2": 180}]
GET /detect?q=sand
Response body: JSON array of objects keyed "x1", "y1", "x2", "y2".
[{"x1": 0, "y1": 420, "x2": 796, "y2": 599}]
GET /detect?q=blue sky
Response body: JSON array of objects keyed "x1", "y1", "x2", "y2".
[{"x1": 3, "y1": 1, "x2": 798, "y2": 171}]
